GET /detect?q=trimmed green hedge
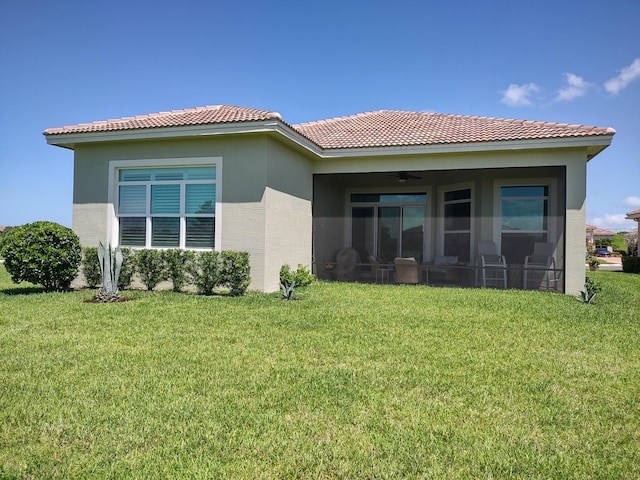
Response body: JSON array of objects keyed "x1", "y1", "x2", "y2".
[
  {"x1": 221, "y1": 250, "x2": 251, "y2": 296},
  {"x1": 81, "y1": 248, "x2": 252, "y2": 295},
  {"x1": 622, "y1": 255, "x2": 640, "y2": 274}
]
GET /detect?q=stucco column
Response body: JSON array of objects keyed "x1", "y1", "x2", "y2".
[{"x1": 565, "y1": 160, "x2": 587, "y2": 295}]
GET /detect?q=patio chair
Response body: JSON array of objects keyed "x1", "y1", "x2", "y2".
[
  {"x1": 368, "y1": 255, "x2": 380, "y2": 278},
  {"x1": 430, "y1": 255, "x2": 460, "y2": 283},
  {"x1": 368, "y1": 255, "x2": 392, "y2": 283},
  {"x1": 477, "y1": 242, "x2": 507, "y2": 289},
  {"x1": 523, "y1": 242, "x2": 556, "y2": 290},
  {"x1": 393, "y1": 257, "x2": 419, "y2": 284}
]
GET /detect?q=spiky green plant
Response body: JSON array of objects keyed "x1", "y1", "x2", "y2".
[{"x1": 95, "y1": 242, "x2": 123, "y2": 302}]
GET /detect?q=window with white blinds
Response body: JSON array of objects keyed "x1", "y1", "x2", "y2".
[{"x1": 117, "y1": 166, "x2": 216, "y2": 248}]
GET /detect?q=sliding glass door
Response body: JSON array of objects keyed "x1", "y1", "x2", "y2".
[
  {"x1": 351, "y1": 193, "x2": 426, "y2": 263},
  {"x1": 352, "y1": 207, "x2": 375, "y2": 262},
  {"x1": 377, "y1": 206, "x2": 401, "y2": 261}
]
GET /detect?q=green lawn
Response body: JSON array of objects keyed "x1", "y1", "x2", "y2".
[{"x1": 1, "y1": 266, "x2": 639, "y2": 479}]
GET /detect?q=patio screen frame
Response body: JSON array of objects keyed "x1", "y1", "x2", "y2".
[{"x1": 493, "y1": 177, "x2": 558, "y2": 265}]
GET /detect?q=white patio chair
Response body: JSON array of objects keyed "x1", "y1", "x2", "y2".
[
  {"x1": 523, "y1": 242, "x2": 556, "y2": 290},
  {"x1": 477, "y1": 242, "x2": 507, "y2": 289}
]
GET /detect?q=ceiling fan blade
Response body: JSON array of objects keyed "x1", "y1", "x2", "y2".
[
  {"x1": 398, "y1": 171, "x2": 422, "y2": 180},
  {"x1": 385, "y1": 171, "x2": 422, "y2": 180}
]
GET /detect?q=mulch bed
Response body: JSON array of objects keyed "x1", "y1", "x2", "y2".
[{"x1": 83, "y1": 297, "x2": 135, "y2": 303}]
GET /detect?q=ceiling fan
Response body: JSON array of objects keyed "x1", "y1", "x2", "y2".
[{"x1": 388, "y1": 171, "x2": 422, "y2": 182}]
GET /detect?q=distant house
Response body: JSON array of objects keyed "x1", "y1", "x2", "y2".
[
  {"x1": 586, "y1": 224, "x2": 616, "y2": 245},
  {"x1": 44, "y1": 105, "x2": 615, "y2": 294},
  {"x1": 626, "y1": 209, "x2": 640, "y2": 256}
]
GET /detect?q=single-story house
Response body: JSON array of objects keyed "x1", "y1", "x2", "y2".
[
  {"x1": 626, "y1": 209, "x2": 640, "y2": 256},
  {"x1": 44, "y1": 105, "x2": 615, "y2": 294},
  {"x1": 586, "y1": 224, "x2": 616, "y2": 245}
]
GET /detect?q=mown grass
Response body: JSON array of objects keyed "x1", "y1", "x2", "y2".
[{"x1": 1, "y1": 266, "x2": 639, "y2": 479}]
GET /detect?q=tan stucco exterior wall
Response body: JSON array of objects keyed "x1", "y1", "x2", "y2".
[
  {"x1": 264, "y1": 139, "x2": 313, "y2": 291},
  {"x1": 69, "y1": 132, "x2": 591, "y2": 294},
  {"x1": 564, "y1": 156, "x2": 588, "y2": 295},
  {"x1": 72, "y1": 134, "x2": 313, "y2": 292}
]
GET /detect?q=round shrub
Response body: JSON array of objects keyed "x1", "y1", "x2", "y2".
[
  {"x1": 162, "y1": 249, "x2": 195, "y2": 292},
  {"x1": 0, "y1": 221, "x2": 81, "y2": 291},
  {"x1": 221, "y1": 250, "x2": 251, "y2": 296},
  {"x1": 135, "y1": 249, "x2": 166, "y2": 291},
  {"x1": 189, "y1": 251, "x2": 222, "y2": 295}
]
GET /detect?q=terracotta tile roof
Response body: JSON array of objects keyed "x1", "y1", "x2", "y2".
[
  {"x1": 586, "y1": 224, "x2": 615, "y2": 236},
  {"x1": 44, "y1": 105, "x2": 615, "y2": 150},
  {"x1": 43, "y1": 105, "x2": 283, "y2": 135},
  {"x1": 292, "y1": 110, "x2": 615, "y2": 149},
  {"x1": 626, "y1": 209, "x2": 640, "y2": 218}
]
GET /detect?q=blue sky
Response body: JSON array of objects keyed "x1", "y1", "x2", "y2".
[{"x1": 1, "y1": 0, "x2": 639, "y2": 232}]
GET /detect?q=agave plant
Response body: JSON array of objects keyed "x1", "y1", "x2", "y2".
[
  {"x1": 95, "y1": 241, "x2": 123, "y2": 303},
  {"x1": 578, "y1": 276, "x2": 601, "y2": 304},
  {"x1": 280, "y1": 280, "x2": 296, "y2": 300}
]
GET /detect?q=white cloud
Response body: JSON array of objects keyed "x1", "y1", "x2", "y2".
[
  {"x1": 590, "y1": 213, "x2": 636, "y2": 232},
  {"x1": 604, "y1": 58, "x2": 640, "y2": 94},
  {"x1": 624, "y1": 196, "x2": 640, "y2": 208},
  {"x1": 500, "y1": 83, "x2": 540, "y2": 107},
  {"x1": 555, "y1": 73, "x2": 592, "y2": 102}
]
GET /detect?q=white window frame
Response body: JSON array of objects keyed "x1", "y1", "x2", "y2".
[
  {"x1": 493, "y1": 177, "x2": 556, "y2": 255},
  {"x1": 437, "y1": 182, "x2": 474, "y2": 262},
  {"x1": 107, "y1": 157, "x2": 222, "y2": 250}
]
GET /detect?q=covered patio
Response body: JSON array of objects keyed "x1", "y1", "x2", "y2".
[{"x1": 312, "y1": 166, "x2": 565, "y2": 292}]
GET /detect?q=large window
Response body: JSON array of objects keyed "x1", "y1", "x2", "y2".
[
  {"x1": 117, "y1": 166, "x2": 216, "y2": 248},
  {"x1": 500, "y1": 185, "x2": 549, "y2": 264},
  {"x1": 350, "y1": 193, "x2": 426, "y2": 262}
]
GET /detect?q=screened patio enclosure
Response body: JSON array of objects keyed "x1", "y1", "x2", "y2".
[{"x1": 312, "y1": 166, "x2": 566, "y2": 292}]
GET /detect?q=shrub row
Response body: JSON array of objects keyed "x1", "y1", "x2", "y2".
[
  {"x1": 83, "y1": 248, "x2": 251, "y2": 296},
  {"x1": 622, "y1": 255, "x2": 640, "y2": 274}
]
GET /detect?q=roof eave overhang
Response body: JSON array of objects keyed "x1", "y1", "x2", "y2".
[
  {"x1": 317, "y1": 135, "x2": 614, "y2": 159},
  {"x1": 45, "y1": 121, "x2": 614, "y2": 160},
  {"x1": 44, "y1": 120, "x2": 325, "y2": 156}
]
